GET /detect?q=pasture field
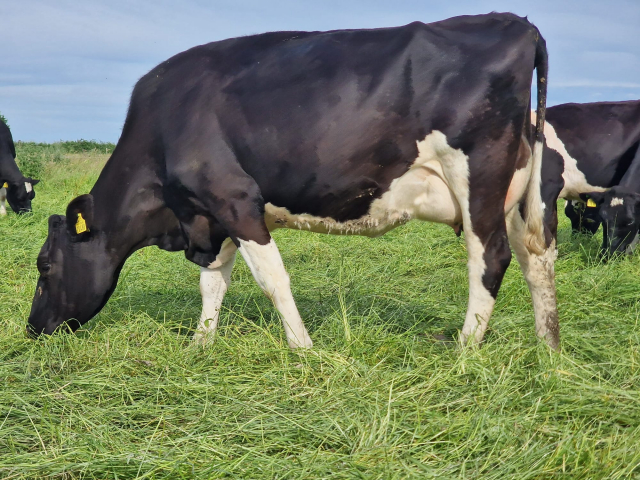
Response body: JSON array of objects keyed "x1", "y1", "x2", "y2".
[{"x1": 1, "y1": 145, "x2": 640, "y2": 479}]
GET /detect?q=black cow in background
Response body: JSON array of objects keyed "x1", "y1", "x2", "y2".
[
  {"x1": 0, "y1": 119, "x2": 39, "y2": 215},
  {"x1": 564, "y1": 200, "x2": 601, "y2": 235},
  {"x1": 542, "y1": 100, "x2": 640, "y2": 255}
]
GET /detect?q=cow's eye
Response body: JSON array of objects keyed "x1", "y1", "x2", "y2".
[{"x1": 40, "y1": 263, "x2": 51, "y2": 274}]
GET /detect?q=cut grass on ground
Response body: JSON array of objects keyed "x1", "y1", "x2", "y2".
[{"x1": 1, "y1": 149, "x2": 640, "y2": 478}]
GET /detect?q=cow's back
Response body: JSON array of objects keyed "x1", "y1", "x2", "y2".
[
  {"x1": 122, "y1": 13, "x2": 540, "y2": 222},
  {"x1": 548, "y1": 101, "x2": 640, "y2": 191}
]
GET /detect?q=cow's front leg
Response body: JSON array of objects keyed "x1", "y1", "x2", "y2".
[
  {"x1": 194, "y1": 238, "x2": 237, "y2": 345},
  {"x1": 0, "y1": 187, "x2": 6, "y2": 215},
  {"x1": 168, "y1": 139, "x2": 312, "y2": 349},
  {"x1": 238, "y1": 237, "x2": 313, "y2": 349}
]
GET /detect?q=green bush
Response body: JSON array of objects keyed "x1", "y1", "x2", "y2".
[
  {"x1": 59, "y1": 139, "x2": 116, "y2": 154},
  {"x1": 14, "y1": 142, "x2": 65, "y2": 179},
  {"x1": 14, "y1": 140, "x2": 115, "y2": 179},
  {"x1": 0, "y1": 112, "x2": 8, "y2": 127}
]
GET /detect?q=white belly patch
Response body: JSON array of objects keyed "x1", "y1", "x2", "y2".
[{"x1": 264, "y1": 130, "x2": 528, "y2": 236}]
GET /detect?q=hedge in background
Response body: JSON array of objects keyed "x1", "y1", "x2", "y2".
[{"x1": 14, "y1": 140, "x2": 115, "y2": 179}]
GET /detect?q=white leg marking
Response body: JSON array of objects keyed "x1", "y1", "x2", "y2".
[
  {"x1": 507, "y1": 208, "x2": 559, "y2": 349},
  {"x1": 238, "y1": 238, "x2": 313, "y2": 349},
  {"x1": 459, "y1": 232, "x2": 497, "y2": 345},
  {"x1": 0, "y1": 187, "x2": 6, "y2": 216},
  {"x1": 193, "y1": 238, "x2": 237, "y2": 344}
]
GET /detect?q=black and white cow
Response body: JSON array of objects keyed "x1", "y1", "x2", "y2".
[
  {"x1": 0, "y1": 119, "x2": 39, "y2": 215},
  {"x1": 564, "y1": 200, "x2": 601, "y2": 235},
  {"x1": 28, "y1": 13, "x2": 560, "y2": 349},
  {"x1": 542, "y1": 101, "x2": 640, "y2": 255}
]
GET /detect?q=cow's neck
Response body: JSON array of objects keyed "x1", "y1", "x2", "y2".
[
  {"x1": 0, "y1": 156, "x2": 24, "y2": 184},
  {"x1": 610, "y1": 108, "x2": 640, "y2": 189},
  {"x1": 89, "y1": 148, "x2": 184, "y2": 260},
  {"x1": 617, "y1": 141, "x2": 640, "y2": 189}
]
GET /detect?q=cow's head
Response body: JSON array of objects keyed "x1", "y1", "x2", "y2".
[
  {"x1": 581, "y1": 188, "x2": 640, "y2": 257},
  {"x1": 27, "y1": 194, "x2": 121, "y2": 336},
  {"x1": 564, "y1": 200, "x2": 601, "y2": 235},
  {"x1": 4, "y1": 177, "x2": 39, "y2": 213}
]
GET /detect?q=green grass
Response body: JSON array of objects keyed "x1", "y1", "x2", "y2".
[{"x1": 2, "y1": 149, "x2": 640, "y2": 479}]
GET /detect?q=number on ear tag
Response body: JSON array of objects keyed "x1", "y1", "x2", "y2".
[
  {"x1": 75, "y1": 213, "x2": 88, "y2": 234},
  {"x1": 587, "y1": 199, "x2": 597, "y2": 208},
  {"x1": 2, "y1": 182, "x2": 7, "y2": 189}
]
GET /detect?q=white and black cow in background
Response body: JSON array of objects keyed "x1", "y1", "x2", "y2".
[
  {"x1": 0, "y1": 119, "x2": 39, "y2": 215},
  {"x1": 542, "y1": 101, "x2": 640, "y2": 256},
  {"x1": 28, "y1": 13, "x2": 560, "y2": 350}
]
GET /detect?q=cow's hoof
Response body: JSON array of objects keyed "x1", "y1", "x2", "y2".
[
  {"x1": 457, "y1": 332, "x2": 486, "y2": 349},
  {"x1": 288, "y1": 333, "x2": 313, "y2": 350},
  {"x1": 545, "y1": 336, "x2": 561, "y2": 352},
  {"x1": 193, "y1": 331, "x2": 215, "y2": 346}
]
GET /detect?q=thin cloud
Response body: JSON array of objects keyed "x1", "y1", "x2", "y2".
[{"x1": 1, "y1": 0, "x2": 638, "y2": 141}]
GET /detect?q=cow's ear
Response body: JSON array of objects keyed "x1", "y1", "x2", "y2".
[
  {"x1": 630, "y1": 193, "x2": 640, "y2": 208},
  {"x1": 580, "y1": 192, "x2": 605, "y2": 208},
  {"x1": 66, "y1": 194, "x2": 94, "y2": 239},
  {"x1": 29, "y1": 178, "x2": 40, "y2": 186}
]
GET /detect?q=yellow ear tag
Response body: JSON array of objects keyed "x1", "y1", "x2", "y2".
[
  {"x1": 2, "y1": 182, "x2": 7, "y2": 188},
  {"x1": 587, "y1": 199, "x2": 597, "y2": 208},
  {"x1": 75, "y1": 213, "x2": 88, "y2": 234}
]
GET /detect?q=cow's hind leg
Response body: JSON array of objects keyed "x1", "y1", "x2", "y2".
[
  {"x1": 459, "y1": 217, "x2": 512, "y2": 345},
  {"x1": 507, "y1": 191, "x2": 561, "y2": 350},
  {"x1": 194, "y1": 238, "x2": 237, "y2": 344},
  {"x1": 429, "y1": 130, "x2": 513, "y2": 345},
  {"x1": 506, "y1": 138, "x2": 562, "y2": 350},
  {"x1": 507, "y1": 209, "x2": 559, "y2": 349}
]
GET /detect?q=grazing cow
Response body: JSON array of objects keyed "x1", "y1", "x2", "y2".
[
  {"x1": 28, "y1": 13, "x2": 560, "y2": 349},
  {"x1": 564, "y1": 200, "x2": 601, "y2": 235},
  {"x1": 541, "y1": 101, "x2": 640, "y2": 255},
  {"x1": 0, "y1": 119, "x2": 39, "y2": 215}
]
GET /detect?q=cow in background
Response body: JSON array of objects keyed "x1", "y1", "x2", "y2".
[
  {"x1": 542, "y1": 101, "x2": 640, "y2": 255},
  {"x1": 0, "y1": 119, "x2": 39, "y2": 215}
]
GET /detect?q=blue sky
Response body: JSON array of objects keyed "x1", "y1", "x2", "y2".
[{"x1": 1, "y1": 0, "x2": 638, "y2": 142}]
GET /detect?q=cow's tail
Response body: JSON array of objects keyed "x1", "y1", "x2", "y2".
[{"x1": 523, "y1": 30, "x2": 548, "y2": 256}]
